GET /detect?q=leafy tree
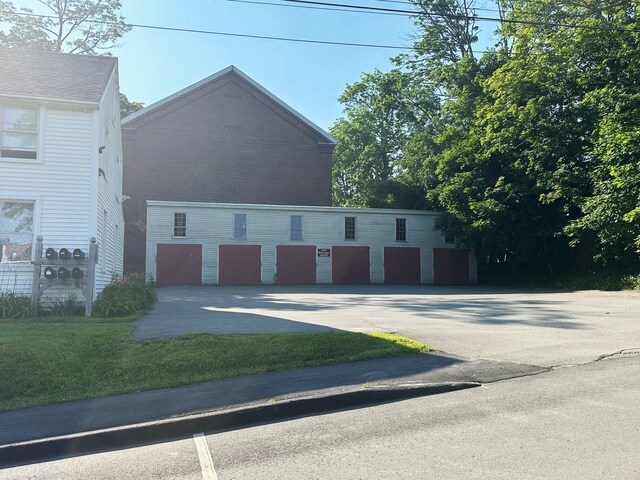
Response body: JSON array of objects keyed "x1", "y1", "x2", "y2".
[
  {"x1": 331, "y1": 69, "x2": 435, "y2": 208},
  {"x1": 332, "y1": 0, "x2": 640, "y2": 276},
  {"x1": 1, "y1": 1, "x2": 141, "y2": 121},
  {"x1": 0, "y1": 0, "x2": 131, "y2": 55},
  {"x1": 120, "y1": 93, "x2": 144, "y2": 119}
]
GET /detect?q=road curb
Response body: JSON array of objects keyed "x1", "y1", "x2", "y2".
[{"x1": 0, "y1": 382, "x2": 479, "y2": 468}]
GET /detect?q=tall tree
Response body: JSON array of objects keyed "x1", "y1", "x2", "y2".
[
  {"x1": 0, "y1": 0, "x2": 131, "y2": 55},
  {"x1": 120, "y1": 93, "x2": 143, "y2": 119},
  {"x1": 0, "y1": 1, "x2": 139, "y2": 119},
  {"x1": 331, "y1": 69, "x2": 435, "y2": 208}
]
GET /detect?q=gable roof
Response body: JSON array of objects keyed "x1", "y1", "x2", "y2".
[
  {"x1": 122, "y1": 65, "x2": 336, "y2": 144},
  {"x1": 0, "y1": 48, "x2": 117, "y2": 106}
]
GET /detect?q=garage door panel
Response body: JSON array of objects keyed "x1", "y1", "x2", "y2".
[
  {"x1": 384, "y1": 247, "x2": 421, "y2": 285},
  {"x1": 332, "y1": 246, "x2": 370, "y2": 284},
  {"x1": 156, "y1": 244, "x2": 202, "y2": 286},
  {"x1": 277, "y1": 245, "x2": 316, "y2": 285},
  {"x1": 451, "y1": 249, "x2": 470, "y2": 285},
  {"x1": 219, "y1": 245, "x2": 261, "y2": 285},
  {"x1": 433, "y1": 248, "x2": 469, "y2": 285},
  {"x1": 178, "y1": 245, "x2": 202, "y2": 286}
]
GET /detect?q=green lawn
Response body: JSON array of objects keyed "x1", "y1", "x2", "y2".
[{"x1": 0, "y1": 316, "x2": 429, "y2": 412}]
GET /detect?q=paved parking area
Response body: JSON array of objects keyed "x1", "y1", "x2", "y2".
[{"x1": 135, "y1": 285, "x2": 640, "y2": 366}]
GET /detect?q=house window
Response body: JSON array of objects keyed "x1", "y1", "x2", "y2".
[
  {"x1": 1, "y1": 106, "x2": 38, "y2": 160},
  {"x1": 234, "y1": 214, "x2": 247, "y2": 239},
  {"x1": 445, "y1": 234, "x2": 455, "y2": 244},
  {"x1": 344, "y1": 216, "x2": 356, "y2": 240},
  {"x1": 0, "y1": 201, "x2": 34, "y2": 263},
  {"x1": 173, "y1": 213, "x2": 187, "y2": 237},
  {"x1": 395, "y1": 218, "x2": 407, "y2": 241},
  {"x1": 290, "y1": 215, "x2": 303, "y2": 240}
]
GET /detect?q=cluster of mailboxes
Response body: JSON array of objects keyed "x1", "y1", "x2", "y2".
[{"x1": 42, "y1": 247, "x2": 86, "y2": 280}]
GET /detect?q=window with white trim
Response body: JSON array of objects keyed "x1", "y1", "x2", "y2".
[
  {"x1": 173, "y1": 213, "x2": 187, "y2": 237},
  {"x1": 1, "y1": 106, "x2": 38, "y2": 160},
  {"x1": 290, "y1": 215, "x2": 303, "y2": 240},
  {"x1": 234, "y1": 214, "x2": 247, "y2": 239},
  {"x1": 0, "y1": 201, "x2": 34, "y2": 263},
  {"x1": 395, "y1": 218, "x2": 407, "y2": 241},
  {"x1": 345, "y1": 216, "x2": 356, "y2": 240}
]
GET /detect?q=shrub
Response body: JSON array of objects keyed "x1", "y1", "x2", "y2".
[
  {"x1": 45, "y1": 295, "x2": 85, "y2": 317},
  {"x1": 92, "y1": 274, "x2": 157, "y2": 317},
  {"x1": 0, "y1": 291, "x2": 32, "y2": 319}
]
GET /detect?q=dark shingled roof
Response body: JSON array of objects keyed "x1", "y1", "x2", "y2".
[{"x1": 0, "y1": 48, "x2": 117, "y2": 105}]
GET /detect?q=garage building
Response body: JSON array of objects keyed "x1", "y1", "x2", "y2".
[{"x1": 147, "y1": 201, "x2": 477, "y2": 286}]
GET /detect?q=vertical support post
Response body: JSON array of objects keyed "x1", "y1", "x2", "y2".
[
  {"x1": 30, "y1": 235, "x2": 44, "y2": 313},
  {"x1": 85, "y1": 237, "x2": 98, "y2": 317}
]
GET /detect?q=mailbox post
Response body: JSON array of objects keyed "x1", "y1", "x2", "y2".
[{"x1": 31, "y1": 237, "x2": 98, "y2": 317}]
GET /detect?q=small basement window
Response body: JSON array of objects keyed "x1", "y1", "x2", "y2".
[
  {"x1": 1, "y1": 106, "x2": 38, "y2": 160},
  {"x1": 395, "y1": 218, "x2": 407, "y2": 241},
  {"x1": 344, "y1": 216, "x2": 356, "y2": 240},
  {"x1": 234, "y1": 213, "x2": 247, "y2": 239},
  {"x1": 290, "y1": 215, "x2": 303, "y2": 240},
  {"x1": 173, "y1": 213, "x2": 187, "y2": 237}
]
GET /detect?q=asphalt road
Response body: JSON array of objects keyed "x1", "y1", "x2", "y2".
[
  {"x1": 5, "y1": 353, "x2": 639, "y2": 479},
  {"x1": 135, "y1": 285, "x2": 640, "y2": 366}
]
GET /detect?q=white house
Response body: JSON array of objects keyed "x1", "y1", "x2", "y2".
[
  {"x1": 0, "y1": 48, "x2": 124, "y2": 301},
  {"x1": 146, "y1": 201, "x2": 477, "y2": 286}
]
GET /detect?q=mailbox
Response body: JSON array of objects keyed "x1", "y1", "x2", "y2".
[
  {"x1": 57, "y1": 267, "x2": 71, "y2": 279},
  {"x1": 72, "y1": 249, "x2": 85, "y2": 260},
  {"x1": 71, "y1": 267, "x2": 84, "y2": 279},
  {"x1": 43, "y1": 266, "x2": 57, "y2": 279},
  {"x1": 59, "y1": 248, "x2": 71, "y2": 260},
  {"x1": 45, "y1": 248, "x2": 58, "y2": 260}
]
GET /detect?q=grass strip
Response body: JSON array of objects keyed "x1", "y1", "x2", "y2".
[{"x1": 0, "y1": 317, "x2": 429, "y2": 412}]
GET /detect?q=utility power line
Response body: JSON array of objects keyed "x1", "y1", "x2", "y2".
[
  {"x1": 226, "y1": 0, "x2": 411, "y2": 16},
  {"x1": 13, "y1": 12, "x2": 413, "y2": 49},
  {"x1": 280, "y1": 0, "x2": 640, "y2": 32}
]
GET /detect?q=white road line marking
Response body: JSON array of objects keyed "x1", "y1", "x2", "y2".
[{"x1": 193, "y1": 432, "x2": 219, "y2": 480}]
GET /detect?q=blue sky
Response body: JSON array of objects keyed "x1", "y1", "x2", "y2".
[
  {"x1": 18, "y1": 0, "x2": 498, "y2": 131},
  {"x1": 117, "y1": 0, "x2": 414, "y2": 130}
]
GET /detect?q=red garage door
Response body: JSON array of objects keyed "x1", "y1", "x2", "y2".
[
  {"x1": 384, "y1": 247, "x2": 421, "y2": 285},
  {"x1": 332, "y1": 246, "x2": 370, "y2": 284},
  {"x1": 433, "y1": 248, "x2": 469, "y2": 285},
  {"x1": 276, "y1": 246, "x2": 317, "y2": 285},
  {"x1": 156, "y1": 244, "x2": 202, "y2": 286},
  {"x1": 219, "y1": 245, "x2": 261, "y2": 285}
]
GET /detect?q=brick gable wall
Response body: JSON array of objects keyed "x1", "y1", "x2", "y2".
[{"x1": 122, "y1": 74, "x2": 334, "y2": 273}]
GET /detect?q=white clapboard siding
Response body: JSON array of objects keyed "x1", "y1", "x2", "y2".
[
  {"x1": 146, "y1": 202, "x2": 478, "y2": 285},
  {"x1": 1, "y1": 67, "x2": 124, "y2": 301},
  {"x1": 95, "y1": 69, "x2": 125, "y2": 293},
  {"x1": 1, "y1": 106, "x2": 93, "y2": 297}
]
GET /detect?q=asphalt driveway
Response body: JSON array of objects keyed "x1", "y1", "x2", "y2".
[{"x1": 134, "y1": 285, "x2": 640, "y2": 367}]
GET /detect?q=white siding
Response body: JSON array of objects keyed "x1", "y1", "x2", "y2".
[
  {"x1": 1, "y1": 105, "x2": 93, "y2": 299},
  {"x1": 95, "y1": 69, "x2": 125, "y2": 293},
  {"x1": 146, "y1": 202, "x2": 476, "y2": 285},
  {"x1": 0, "y1": 65, "x2": 124, "y2": 303}
]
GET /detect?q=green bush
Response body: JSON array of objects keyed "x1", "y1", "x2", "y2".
[
  {"x1": 46, "y1": 295, "x2": 85, "y2": 317},
  {"x1": 92, "y1": 274, "x2": 157, "y2": 318},
  {"x1": 0, "y1": 291, "x2": 32, "y2": 319}
]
